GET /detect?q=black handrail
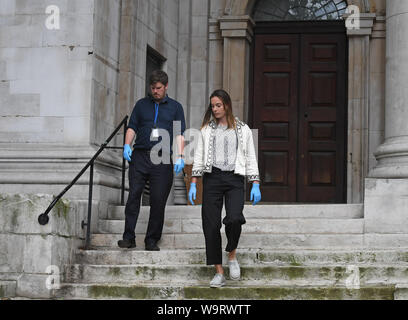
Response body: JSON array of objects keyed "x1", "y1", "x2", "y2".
[{"x1": 38, "y1": 116, "x2": 128, "y2": 249}]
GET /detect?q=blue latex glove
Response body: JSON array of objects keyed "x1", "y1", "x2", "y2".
[
  {"x1": 174, "y1": 158, "x2": 185, "y2": 174},
  {"x1": 123, "y1": 144, "x2": 132, "y2": 162},
  {"x1": 189, "y1": 183, "x2": 196, "y2": 205},
  {"x1": 250, "y1": 183, "x2": 261, "y2": 206}
]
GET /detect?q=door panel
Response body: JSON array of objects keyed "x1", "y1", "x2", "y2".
[
  {"x1": 297, "y1": 34, "x2": 346, "y2": 203},
  {"x1": 252, "y1": 28, "x2": 346, "y2": 203},
  {"x1": 253, "y1": 34, "x2": 299, "y2": 202}
]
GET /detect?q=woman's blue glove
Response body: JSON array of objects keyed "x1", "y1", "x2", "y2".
[
  {"x1": 250, "y1": 183, "x2": 261, "y2": 205},
  {"x1": 189, "y1": 183, "x2": 196, "y2": 205},
  {"x1": 123, "y1": 144, "x2": 132, "y2": 162},
  {"x1": 174, "y1": 158, "x2": 185, "y2": 174}
]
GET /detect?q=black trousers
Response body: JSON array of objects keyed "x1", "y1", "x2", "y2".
[
  {"x1": 123, "y1": 149, "x2": 173, "y2": 245},
  {"x1": 202, "y1": 168, "x2": 246, "y2": 265}
]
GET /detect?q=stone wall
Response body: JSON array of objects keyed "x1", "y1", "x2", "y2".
[
  {"x1": 0, "y1": 194, "x2": 85, "y2": 299},
  {"x1": 0, "y1": 0, "x2": 124, "y2": 209},
  {"x1": 0, "y1": 0, "x2": 94, "y2": 145},
  {"x1": 117, "y1": 0, "x2": 180, "y2": 123},
  {"x1": 91, "y1": 0, "x2": 122, "y2": 145}
]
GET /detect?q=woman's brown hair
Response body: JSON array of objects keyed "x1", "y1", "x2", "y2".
[{"x1": 201, "y1": 89, "x2": 236, "y2": 129}]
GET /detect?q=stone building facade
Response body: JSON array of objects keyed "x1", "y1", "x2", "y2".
[
  {"x1": 2, "y1": 0, "x2": 408, "y2": 298},
  {"x1": 0, "y1": 0, "x2": 390, "y2": 202}
]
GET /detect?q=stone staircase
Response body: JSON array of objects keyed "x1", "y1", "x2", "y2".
[{"x1": 54, "y1": 204, "x2": 408, "y2": 300}]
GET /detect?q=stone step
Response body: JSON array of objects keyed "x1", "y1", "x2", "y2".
[
  {"x1": 395, "y1": 284, "x2": 408, "y2": 300},
  {"x1": 0, "y1": 281, "x2": 16, "y2": 298},
  {"x1": 107, "y1": 204, "x2": 364, "y2": 220},
  {"x1": 90, "y1": 233, "x2": 365, "y2": 249},
  {"x1": 98, "y1": 218, "x2": 364, "y2": 235},
  {"x1": 74, "y1": 248, "x2": 408, "y2": 266},
  {"x1": 56, "y1": 283, "x2": 396, "y2": 300},
  {"x1": 64, "y1": 264, "x2": 408, "y2": 286}
]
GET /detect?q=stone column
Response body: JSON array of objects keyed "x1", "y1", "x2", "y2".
[
  {"x1": 208, "y1": 19, "x2": 224, "y2": 96},
  {"x1": 219, "y1": 15, "x2": 254, "y2": 121},
  {"x1": 369, "y1": 0, "x2": 408, "y2": 178},
  {"x1": 364, "y1": 1, "x2": 408, "y2": 248},
  {"x1": 346, "y1": 13, "x2": 376, "y2": 203}
]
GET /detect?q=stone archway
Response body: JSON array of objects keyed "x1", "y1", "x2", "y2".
[
  {"x1": 224, "y1": 0, "x2": 371, "y2": 15},
  {"x1": 218, "y1": 0, "x2": 378, "y2": 203}
]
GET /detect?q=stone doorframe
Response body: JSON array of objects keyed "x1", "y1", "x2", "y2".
[{"x1": 215, "y1": 0, "x2": 381, "y2": 203}]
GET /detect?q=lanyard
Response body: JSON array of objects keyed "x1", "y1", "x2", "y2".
[{"x1": 154, "y1": 103, "x2": 159, "y2": 128}]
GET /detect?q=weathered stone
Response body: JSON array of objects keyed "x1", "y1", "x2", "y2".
[
  {"x1": 56, "y1": 283, "x2": 396, "y2": 300},
  {"x1": 0, "y1": 281, "x2": 16, "y2": 298}
]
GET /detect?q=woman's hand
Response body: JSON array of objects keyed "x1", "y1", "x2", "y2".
[
  {"x1": 189, "y1": 183, "x2": 197, "y2": 205},
  {"x1": 250, "y1": 183, "x2": 261, "y2": 205}
]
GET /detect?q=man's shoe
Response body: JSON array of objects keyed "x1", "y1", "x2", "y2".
[
  {"x1": 117, "y1": 239, "x2": 136, "y2": 249},
  {"x1": 145, "y1": 243, "x2": 160, "y2": 251},
  {"x1": 210, "y1": 273, "x2": 226, "y2": 288},
  {"x1": 228, "y1": 259, "x2": 240, "y2": 280}
]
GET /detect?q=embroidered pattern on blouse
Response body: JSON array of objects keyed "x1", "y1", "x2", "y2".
[{"x1": 212, "y1": 124, "x2": 237, "y2": 171}]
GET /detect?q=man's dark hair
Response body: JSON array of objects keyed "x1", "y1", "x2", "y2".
[{"x1": 149, "y1": 70, "x2": 168, "y2": 86}]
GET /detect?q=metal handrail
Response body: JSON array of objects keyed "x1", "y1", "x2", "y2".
[{"x1": 38, "y1": 116, "x2": 129, "y2": 249}]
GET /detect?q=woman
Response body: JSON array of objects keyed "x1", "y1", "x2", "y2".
[{"x1": 189, "y1": 89, "x2": 261, "y2": 288}]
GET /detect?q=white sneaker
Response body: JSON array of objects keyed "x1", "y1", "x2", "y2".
[
  {"x1": 210, "y1": 273, "x2": 226, "y2": 288},
  {"x1": 228, "y1": 259, "x2": 241, "y2": 280}
]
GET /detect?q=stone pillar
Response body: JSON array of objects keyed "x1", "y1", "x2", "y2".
[
  {"x1": 208, "y1": 19, "x2": 224, "y2": 96},
  {"x1": 364, "y1": 1, "x2": 408, "y2": 248},
  {"x1": 346, "y1": 13, "x2": 376, "y2": 203},
  {"x1": 219, "y1": 15, "x2": 254, "y2": 121},
  {"x1": 369, "y1": 1, "x2": 408, "y2": 178}
]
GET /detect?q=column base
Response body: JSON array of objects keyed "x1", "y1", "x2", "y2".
[
  {"x1": 364, "y1": 178, "x2": 408, "y2": 248},
  {"x1": 369, "y1": 137, "x2": 408, "y2": 178}
]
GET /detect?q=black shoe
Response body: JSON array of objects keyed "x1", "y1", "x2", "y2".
[
  {"x1": 118, "y1": 239, "x2": 136, "y2": 249},
  {"x1": 145, "y1": 243, "x2": 160, "y2": 251}
]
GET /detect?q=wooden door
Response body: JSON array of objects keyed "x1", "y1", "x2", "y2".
[
  {"x1": 252, "y1": 23, "x2": 347, "y2": 203},
  {"x1": 253, "y1": 34, "x2": 299, "y2": 202},
  {"x1": 297, "y1": 34, "x2": 346, "y2": 202}
]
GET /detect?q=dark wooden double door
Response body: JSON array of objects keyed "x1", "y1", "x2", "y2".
[{"x1": 252, "y1": 24, "x2": 347, "y2": 203}]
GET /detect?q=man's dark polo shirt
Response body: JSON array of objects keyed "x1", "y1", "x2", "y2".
[{"x1": 127, "y1": 95, "x2": 186, "y2": 153}]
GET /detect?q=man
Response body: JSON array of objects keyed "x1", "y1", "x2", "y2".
[{"x1": 118, "y1": 70, "x2": 186, "y2": 251}]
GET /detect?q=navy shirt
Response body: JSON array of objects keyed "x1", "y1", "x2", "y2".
[{"x1": 127, "y1": 95, "x2": 186, "y2": 153}]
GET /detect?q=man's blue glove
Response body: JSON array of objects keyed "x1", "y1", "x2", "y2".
[
  {"x1": 250, "y1": 183, "x2": 261, "y2": 206},
  {"x1": 189, "y1": 183, "x2": 196, "y2": 205},
  {"x1": 123, "y1": 144, "x2": 132, "y2": 162},
  {"x1": 174, "y1": 158, "x2": 185, "y2": 175}
]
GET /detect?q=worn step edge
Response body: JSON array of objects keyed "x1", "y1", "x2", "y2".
[
  {"x1": 56, "y1": 282, "x2": 395, "y2": 300},
  {"x1": 108, "y1": 204, "x2": 364, "y2": 220},
  {"x1": 98, "y1": 219, "x2": 364, "y2": 234},
  {"x1": 90, "y1": 233, "x2": 365, "y2": 249},
  {"x1": 64, "y1": 264, "x2": 408, "y2": 286},
  {"x1": 74, "y1": 249, "x2": 408, "y2": 266}
]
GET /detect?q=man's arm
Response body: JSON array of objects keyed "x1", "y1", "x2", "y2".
[
  {"x1": 176, "y1": 135, "x2": 185, "y2": 159},
  {"x1": 123, "y1": 128, "x2": 136, "y2": 162},
  {"x1": 173, "y1": 134, "x2": 185, "y2": 174},
  {"x1": 125, "y1": 128, "x2": 136, "y2": 146}
]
